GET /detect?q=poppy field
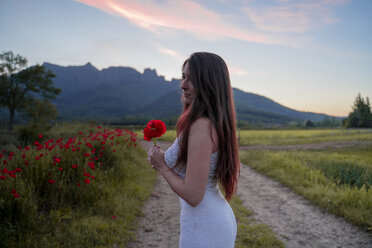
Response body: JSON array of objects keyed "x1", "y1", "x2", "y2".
[{"x1": 0, "y1": 123, "x2": 156, "y2": 247}]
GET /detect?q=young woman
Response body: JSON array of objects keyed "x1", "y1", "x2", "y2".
[{"x1": 147, "y1": 52, "x2": 240, "y2": 248}]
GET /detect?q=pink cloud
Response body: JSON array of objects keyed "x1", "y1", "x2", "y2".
[
  {"x1": 74, "y1": 0, "x2": 275, "y2": 45},
  {"x1": 243, "y1": 0, "x2": 351, "y2": 33}
]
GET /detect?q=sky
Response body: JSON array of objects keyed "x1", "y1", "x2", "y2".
[{"x1": 1, "y1": 0, "x2": 371, "y2": 117}]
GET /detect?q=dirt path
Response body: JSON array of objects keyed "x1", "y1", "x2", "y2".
[
  {"x1": 237, "y1": 164, "x2": 372, "y2": 248},
  {"x1": 131, "y1": 141, "x2": 372, "y2": 248}
]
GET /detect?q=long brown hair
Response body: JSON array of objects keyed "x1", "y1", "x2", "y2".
[{"x1": 175, "y1": 52, "x2": 240, "y2": 201}]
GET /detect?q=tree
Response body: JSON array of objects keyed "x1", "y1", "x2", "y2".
[
  {"x1": 0, "y1": 51, "x2": 61, "y2": 130},
  {"x1": 345, "y1": 93, "x2": 372, "y2": 128}
]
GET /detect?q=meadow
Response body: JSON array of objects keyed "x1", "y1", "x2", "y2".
[{"x1": 237, "y1": 128, "x2": 372, "y2": 146}]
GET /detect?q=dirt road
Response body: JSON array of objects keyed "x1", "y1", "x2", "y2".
[{"x1": 130, "y1": 141, "x2": 372, "y2": 248}]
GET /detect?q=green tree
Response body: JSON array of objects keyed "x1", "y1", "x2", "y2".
[
  {"x1": 0, "y1": 51, "x2": 61, "y2": 130},
  {"x1": 346, "y1": 93, "x2": 372, "y2": 128}
]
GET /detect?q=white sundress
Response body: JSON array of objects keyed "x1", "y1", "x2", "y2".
[{"x1": 164, "y1": 138, "x2": 237, "y2": 248}]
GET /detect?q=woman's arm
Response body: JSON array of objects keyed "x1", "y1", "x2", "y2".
[{"x1": 149, "y1": 118, "x2": 215, "y2": 207}]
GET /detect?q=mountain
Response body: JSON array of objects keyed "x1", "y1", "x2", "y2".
[{"x1": 42, "y1": 62, "x2": 339, "y2": 125}]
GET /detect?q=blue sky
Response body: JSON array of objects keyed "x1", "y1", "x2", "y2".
[{"x1": 1, "y1": 0, "x2": 371, "y2": 117}]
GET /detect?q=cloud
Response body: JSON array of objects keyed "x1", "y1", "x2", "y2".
[
  {"x1": 229, "y1": 65, "x2": 265, "y2": 77},
  {"x1": 74, "y1": 0, "x2": 276, "y2": 45},
  {"x1": 242, "y1": 0, "x2": 350, "y2": 33},
  {"x1": 157, "y1": 47, "x2": 185, "y2": 62}
]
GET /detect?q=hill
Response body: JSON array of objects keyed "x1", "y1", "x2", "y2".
[{"x1": 41, "y1": 62, "x2": 339, "y2": 125}]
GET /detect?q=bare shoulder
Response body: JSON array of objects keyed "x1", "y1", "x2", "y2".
[{"x1": 189, "y1": 117, "x2": 218, "y2": 151}]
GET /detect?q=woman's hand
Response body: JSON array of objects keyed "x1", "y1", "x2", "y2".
[{"x1": 147, "y1": 146, "x2": 167, "y2": 172}]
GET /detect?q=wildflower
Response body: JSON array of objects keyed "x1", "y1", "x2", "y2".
[
  {"x1": 25, "y1": 146, "x2": 30, "y2": 150},
  {"x1": 11, "y1": 189, "x2": 16, "y2": 193},
  {"x1": 38, "y1": 134, "x2": 43, "y2": 139},
  {"x1": 0, "y1": 175, "x2": 6, "y2": 180},
  {"x1": 112, "y1": 215, "x2": 117, "y2": 220},
  {"x1": 13, "y1": 193, "x2": 20, "y2": 198},
  {"x1": 10, "y1": 152, "x2": 14, "y2": 156},
  {"x1": 48, "y1": 179, "x2": 55, "y2": 184},
  {"x1": 35, "y1": 156, "x2": 40, "y2": 160},
  {"x1": 15, "y1": 168, "x2": 22, "y2": 172},
  {"x1": 77, "y1": 183, "x2": 81, "y2": 186},
  {"x1": 91, "y1": 176, "x2": 95, "y2": 179},
  {"x1": 58, "y1": 167, "x2": 63, "y2": 172},
  {"x1": 84, "y1": 178, "x2": 91, "y2": 184},
  {"x1": 22, "y1": 154, "x2": 26, "y2": 159},
  {"x1": 25, "y1": 161, "x2": 29, "y2": 166},
  {"x1": 54, "y1": 157, "x2": 61, "y2": 163},
  {"x1": 72, "y1": 165, "x2": 78, "y2": 169},
  {"x1": 83, "y1": 172, "x2": 90, "y2": 177}
]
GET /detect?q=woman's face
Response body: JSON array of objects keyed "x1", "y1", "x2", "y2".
[{"x1": 181, "y1": 62, "x2": 195, "y2": 105}]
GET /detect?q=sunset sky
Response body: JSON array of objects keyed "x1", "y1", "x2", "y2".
[{"x1": 1, "y1": 0, "x2": 371, "y2": 117}]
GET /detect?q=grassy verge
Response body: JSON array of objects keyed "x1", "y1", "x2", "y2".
[
  {"x1": 230, "y1": 196, "x2": 284, "y2": 248},
  {"x1": 240, "y1": 147, "x2": 372, "y2": 232},
  {"x1": 0, "y1": 123, "x2": 156, "y2": 247}
]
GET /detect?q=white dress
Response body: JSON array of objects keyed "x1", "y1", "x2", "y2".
[{"x1": 164, "y1": 138, "x2": 237, "y2": 248}]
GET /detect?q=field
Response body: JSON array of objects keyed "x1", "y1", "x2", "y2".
[
  {"x1": 237, "y1": 128, "x2": 372, "y2": 146},
  {"x1": 239, "y1": 129, "x2": 372, "y2": 232}
]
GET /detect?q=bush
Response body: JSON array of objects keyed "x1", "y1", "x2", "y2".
[{"x1": 0, "y1": 124, "x2": 153, "y2": 247}]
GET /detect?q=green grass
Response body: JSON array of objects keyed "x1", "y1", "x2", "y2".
[
  {"x1": 237, "y1": 129, "x2": 372, "y2": 146},
  {"x1": 230, "y1": 196, "x2": 284, "y2": 248},
  {"x1": 0, "y1": 123, "x2": 156, "y2": 247},
  {"x1": 240, "y1": 146, "x2": 372, "y2": 232}
]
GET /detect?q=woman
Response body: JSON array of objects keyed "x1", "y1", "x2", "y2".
[{"x1": 147, "y1": 52, "x2": 240, "y2": 248}]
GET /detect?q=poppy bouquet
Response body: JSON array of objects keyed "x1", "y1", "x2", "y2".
[{"x1": 143, "y1": 120, "x2": 166, "y2": 146}]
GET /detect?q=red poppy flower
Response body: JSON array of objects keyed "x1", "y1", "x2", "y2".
[
  {"x1": 38, "y1": 134, "x2": 43, "y2": 139},
  {"x1": 48, "y1": 179, "x2": 55, "y2": 184},
  {"x1": 84, "y1": 172, "x2": 90, "y2": 177},
  {"x1": 54, "y1": 157, "x2": 61, "y2": 163},
  {"x1": 0, "y1": 175, "x2": 6, "y2": 180},
  {"x1": 11, "y1": 188, "x2": 16, "y2": 193},
  {"x1": 84, "y1": 178, "x2": 91, "y2": 184},
  {"x1": 35, "y1": 156, "x2": 40, "y2": 160},
  {"x1": 72, "y1": 165, "x2": 78, "y2": 169},
  {"x1": 143, "y1": 120, "x2": 166, "y2": 142},
  {"x1": 58, "y1": 167, "x2": 63, "y2": 172},
  {"x1": 112, "y1": 215, "x2": 117, "y2": 220},
  {"x1": 13, "y1": 193, "x2": 20, "y2": 198}
]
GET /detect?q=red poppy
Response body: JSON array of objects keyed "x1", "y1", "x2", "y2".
[
  {"x1": 58, "y1": 167, "x2": 63, "y2": 172},
  {"x1": 143, "y1": 120, "x2": 166, "y2": 142},
  {"x1": 11, "y1": 188, "x2": 16, "y2": 193},
  {"x1": 84, "y1": 178, "x2": 91, "y2": 184},
  {"x1": 13, "y1": 193, "x2": 20, "y2": 198},
  {"x1": 38, "y1": 134, "x2": 43, "y2": 139},
  {"x1": 112, "y1": 215, "x2": 117, "y2": 220},
  {"x1": 0, "y1": 175, "x2": 6, "y2": 180},
  {"x1": 84, "y1": 172, "x2": 90, "y2": 177},
  {"x1": 35, "y1": 156, "x2": 40, "y2": 160},
  {"x1": 72, "y1": 165, "x2": 78, "y2": 169},
  {"x1": 54, "y1": 157, "x2": 61, "y2": 163},
  {"x1": 48, "y1": 179, "x2": 55, "y2": 184}
]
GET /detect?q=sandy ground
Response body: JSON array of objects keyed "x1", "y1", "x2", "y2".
[{"x1": 130, "y1": 141, "x2": 372, "y2": 248}]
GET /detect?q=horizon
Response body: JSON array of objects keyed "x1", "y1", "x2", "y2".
[{"x1": 1, "y1": 0, "x2": 371, "y2": 117}]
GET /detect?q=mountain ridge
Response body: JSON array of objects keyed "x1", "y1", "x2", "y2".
[{"x1": 42, "y1": 62, "x2": 341, "y2": 125}]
